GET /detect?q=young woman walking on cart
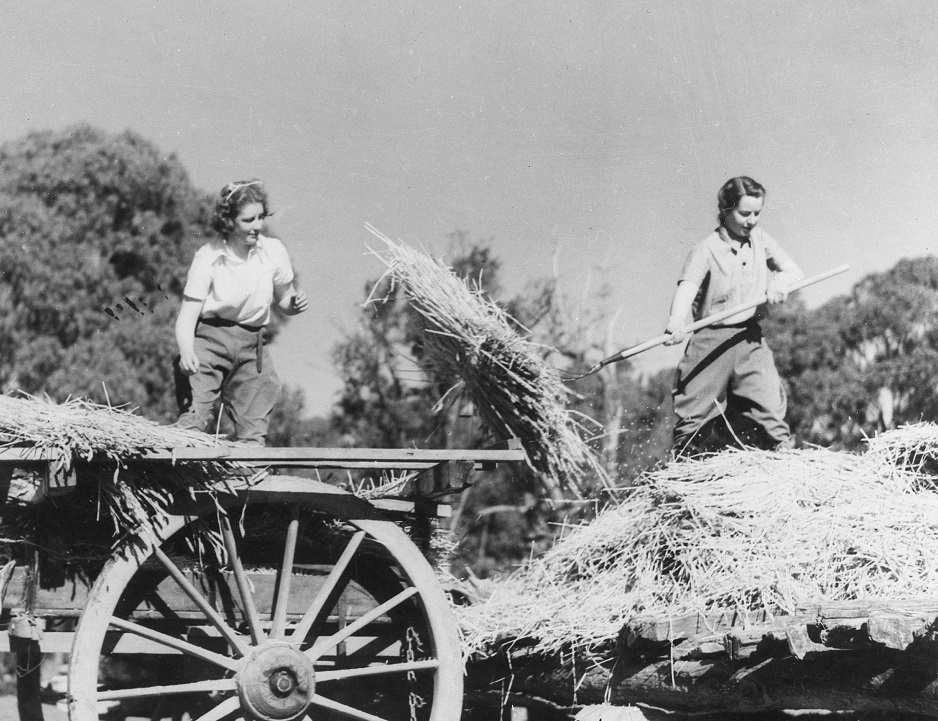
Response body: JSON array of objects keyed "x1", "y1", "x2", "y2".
[{"x1": 175, "y1": 180, "x2": 308, "y2": 445}]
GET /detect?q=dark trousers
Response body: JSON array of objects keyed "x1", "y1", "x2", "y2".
[
  {"x1": 175, "y1": 321, "x2": 280, "y2": 445},
  {"x1": 672, "y1": 324, "x2": 790, "y2": 453}
]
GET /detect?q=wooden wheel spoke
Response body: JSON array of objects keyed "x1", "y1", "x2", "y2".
[
  {"x1": 270, "y1": 509, "x2": 301, "y2": 640},
  {"x1": 309, "y1": 693, "x2": 390, "y2": 721},
  {"x1": 108, "y1": 617, "x2": 240, "y2": 672},
  {"x1": 220, "y1": 513, "x2": 264, "y2": 645},
  {"x1": 316, "y1": 658, "x2": 439, "y2": 682},
  {"x1": 307, "y1": 586, "x2": 419, "y2": 661},
  {"x1": 291, "y1": 530, "x2": 366, "y2": 643},
  {"x1": 71, "y1": 512, "x2": 462, "y2": 721},
  {"x1": 191, "y1": 695, "x2": 242, "y2": 721},
  {"x1": 98, "y1": 677, "x2": 237, "y2": 701},
  {"x1": 153, "y1": 545, "x2": 250, "y2": 657}
]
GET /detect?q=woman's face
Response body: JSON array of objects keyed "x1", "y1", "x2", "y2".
[
  {"x1": 230, "y1": 201, "x2": 266, "y2": 247},
  {"x1": 723, "y1": 195, "x2": 763, "y2": 238}
]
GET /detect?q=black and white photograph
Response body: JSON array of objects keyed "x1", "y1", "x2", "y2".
[{"x1": 0, "y1": 2, "x2": 936, "y2": 720}]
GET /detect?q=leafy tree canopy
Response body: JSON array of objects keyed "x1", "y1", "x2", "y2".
[
  {"x1": 0, "y1": 124, "x2": 216, "y2": 420},
  {"x1": 767, "y1": 256, "x2": 938, "y2": 449}
]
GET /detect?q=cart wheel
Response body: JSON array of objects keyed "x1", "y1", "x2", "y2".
[{"x1": 67, "y1": 498, "x2": 462, "y2": 721}]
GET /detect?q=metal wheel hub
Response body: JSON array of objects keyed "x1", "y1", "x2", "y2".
[{"x1": 237, "y1": 642, "x2": 316, "y2": 721}]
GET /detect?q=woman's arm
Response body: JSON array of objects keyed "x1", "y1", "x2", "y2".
[
  {"x1": 175, "y1": 297, "x2": 204, "y2": 375},
  {"x1": 664, "y1": 280, "x2": 699, "y2": 345},
  {"x1": 765, "y1": 235, "x2": 805, "y2": 304},
  {"x1": 274, "y1": 282, "x2": 309, "y2": 316}
]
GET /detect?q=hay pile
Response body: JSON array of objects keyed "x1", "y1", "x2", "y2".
[
  {"x1": 0, "y1": 393, "x2": 232, "y2": 459},
  {"x1": 457, "y1": 431, "x2": 938, "y2": 657},
  {"x1": 0, "y1": 394, "x2": 248, "y2": 551},
  {"x1": 365, "y1": 224, "x2": 607, "y2": 497}
]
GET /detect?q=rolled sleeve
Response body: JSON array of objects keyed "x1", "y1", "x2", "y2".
[
  {"x1": 678, "y1": 241, "x2": 711, "y2": 288},
  {"x1": 764, "y1": 233, "x2": 804, "y2": 282},
  {"x1": 182, "y1": 248, "x2": 214, "y2": 300},
  {"x1": 266, "y1": 238, "x2": 295, "y2": 287}
]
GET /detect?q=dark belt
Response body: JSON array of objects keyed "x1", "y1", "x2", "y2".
[
  {"x1": 706, "y1": 320, "x2": 763, "y2": 343},
  {"x1": 199, "y1": 317, "x2": 266, "y2": 372},
  {"x1": 713, "y1": 319, "x2": 760, "y2": 330}
]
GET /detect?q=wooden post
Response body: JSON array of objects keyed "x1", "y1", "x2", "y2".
[
  {"x1": 410, "y1": 460, "x2": 474, "y2": 556},
  {"x1": 13, "y1": 551, "x2": 43, "y2": 721}
]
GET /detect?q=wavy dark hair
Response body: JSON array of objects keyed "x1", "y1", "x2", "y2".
[
  {"x1": 717, "y1": 176, "x2": 765, "y2": 221},
  {"x1": 210, "y1": 179, "x2": 270, "y2": 236}
]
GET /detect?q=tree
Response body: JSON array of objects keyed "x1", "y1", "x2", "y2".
[
  {"x1": 767, "y1": 256, "x2": 938, "y2": 449},
  {"x1": 0, "y1": 125, "x2": 213, "y2": 420}
]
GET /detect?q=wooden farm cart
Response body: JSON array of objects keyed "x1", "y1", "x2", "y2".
[
  {"x1": 0, "y1": 444, "x2": 526, "y2": 721},
  {"x1": 466, "y1": 600, "x2": 938, "y2": 719}
]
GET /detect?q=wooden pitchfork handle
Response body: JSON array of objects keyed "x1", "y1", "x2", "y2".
[{"x1": 568, "y1": 263, "x2": 850, "y2": 381}]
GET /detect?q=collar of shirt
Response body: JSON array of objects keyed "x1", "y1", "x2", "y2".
[
  {"x1": 210, "y1": 236, "x2": 267, "y2": 265},
  {"x1": 717, "y1": 225, "x2": 752, "y2": 253}
]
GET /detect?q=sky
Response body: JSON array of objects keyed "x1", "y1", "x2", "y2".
[{"x1": 0, "y1": 1, "x2": 936, "y2": 416}]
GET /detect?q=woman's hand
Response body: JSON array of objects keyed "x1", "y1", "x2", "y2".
[
  {"x1": 175, "y1": 297, "x2": 204, "y2": 376},
  {"x1": 178, "y1": 348, "x2": 201, "y2": 375},
  {"x1": 275, "y1": 284, "x2": 309, "y2": 315},
  {"x1": 289, "y1": 289, "x2": 309, "y2": 314},
  {"x1": 664, "y1": 281, "x2": 696, "y2": 345},
  {"x1": 766, "y1": 275, "x2": 791, "y2": 304},
  {"x1": 663, "y1": 320, "x2": 688, "y2": 346}
]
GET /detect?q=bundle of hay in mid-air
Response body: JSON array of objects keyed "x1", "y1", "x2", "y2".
[
  {"x1": 457, "y1": 440, "x2": 938, "y2": 657},
  {"x1": 364, "y1": 224, "x2": 608, "y2": 497}
]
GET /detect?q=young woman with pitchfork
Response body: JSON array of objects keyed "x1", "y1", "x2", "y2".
[{"x1": 664, "y1": 176, "x2": 803, "y2": 455}]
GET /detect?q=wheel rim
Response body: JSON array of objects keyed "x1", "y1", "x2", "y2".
[{"x1": 67, "y1": 505, "x2": 462, "y2": 721}]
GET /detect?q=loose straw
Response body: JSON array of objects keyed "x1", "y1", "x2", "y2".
[
  {"x1": 0, "y1": 394, "x2": 249, "y2": 543},
  {"x1": 457, "y1": 440, "x2": 938, "y2": 657}
]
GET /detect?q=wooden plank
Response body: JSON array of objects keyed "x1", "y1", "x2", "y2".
[
  {"x1": 0, "y1": 630, "x2": 402, "y2": 656},
  {"x1": 205, "y1": 475, "x2": 451, "y2": 516},
  {"x1": 0, "y1": 464, "x2": 12, "y2": 505},
  {"x1": 813, "y1": 599, "x2": 938, "y2": 621},
  {"x1": 408, "y1": 460, "x2": 475, "y2": 496},
  {"x1": 0, "y1": 445, "x2": 526, "y2": 470},
  {"x1": 867, "y1": 612, "x2": 938, "y2": 651},
  {"x1": 165, "y1": 475, "x2": 386, "y2": 519},
  {"x1": 0, "y1": 448, "x2": 52, "y2": 464},
  {"x1": 625, "y1": 599, "x2": 938, "y2": 645},
  {"x1": 371, "y1": 498, "x2": 452, "y2": 518},
  {"x1": 785, "y1": 624, "x2": 827, "y2": 659},
  {"x1": 2, "y1": 567, "x2": 94, "y2": 614},
  {"x1": 625, "y1": 608, "x2": 777, "y2": 644},
  {"x1": 0, "y1": 631, "x2": 74, "y2": 653},
  {"x1": 2, "y1": 564, "x2": 380, "y2": 618},
  {"x1": 134, "y1": 568, "x2": 378, "y2": 619},
  {"x1": 232, "y1": 460, "x2": 479, "y2": 470},
  {"x1": 141, "y1": 446, "x2": 526, "y2": 470}
]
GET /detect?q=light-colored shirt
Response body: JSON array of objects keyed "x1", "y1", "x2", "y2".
[
  {"x1": 183, "y1": 235, "x2": 294, "y2": 326},
  {"x1": 678, "y1": 226, "x2": 803, "y2": 325}
]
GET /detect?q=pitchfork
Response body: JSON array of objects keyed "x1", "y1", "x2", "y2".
[{"x1": 564, "y1": 264, "x2": 850, "y2": 381}]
